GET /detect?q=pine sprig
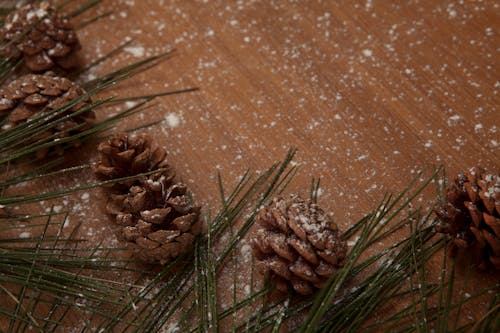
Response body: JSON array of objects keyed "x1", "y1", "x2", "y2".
[
  {"x1": 1, "y1": 2, "x2": 498, "y2": 332},
  {"x1": 0, "y1": 3, "x2": 198, "y2": 331}
]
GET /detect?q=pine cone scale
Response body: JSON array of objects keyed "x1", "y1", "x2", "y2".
[{"x1": 288, "y1": 237, "x2": 319, "y2": 265}]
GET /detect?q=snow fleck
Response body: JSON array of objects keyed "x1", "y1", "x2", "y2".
[
  {"x1": 63, "y1": 217, "x2": 70, "y2": 228},
  {"x1": 244, "y1": 285, "x2": 251, "y2": 295},
  {"x1": 125, "y1": 101, "x2": 138, "y2": 109},
  {"x1": 365, "y1": 0, "x2": 373, "y2": 10},
  {"x1": 424, "y1": 140, "x2": 432, "y2": 148},
  {"x1": 161, "y1": 323, "x2": 179, "y2": 333},
  {"x1": 447, "y1": 5, "x2": 457, "y2": 18},
  {"x1": 124, "y1": 45, "x2": 145, "y2": 58},
  {"x1": 19, "y1": 232, "x2": 32, "y2": 239},
  {"x1": 362, "y1": 49, "x2": 373, "y2": 57},
  {"x1": 447, "y1": 115, "x2": 461, "y2": 126},
  {"x1": 205, "y1": 28, "x2": 215, "y2": 37},
  {"x1": 81, "y1": 192, "x2": 90, "y2": 200},
  {"x1": 240, "y1": 244, "x2": 252, "y2": 257},
  {"x1": 165, "y1": 113, "x2": 181, "y2": 128},
  {"x1": 347, "y1": 236, "x2": 359, "y2": 247}
]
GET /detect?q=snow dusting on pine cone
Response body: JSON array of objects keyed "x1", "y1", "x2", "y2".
[
  {"x1": 0, "y1": 1, "x2": 81, "y2": 72},
  {"x1": 106, "y1": 172, "x2": 202, "y2": 264},
  {"x1": 252, "y1": 194, "x2": 347, "y2": 295}
]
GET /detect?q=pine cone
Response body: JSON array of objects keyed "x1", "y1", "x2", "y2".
[
  {"x1": 0, "y1": 1, "x2": 80, "y2": 72},
  {"x1": 252, "y1": 194, "x2": 347, "y2": 295},
  {"x1": 435, "y1": 167, "x2": 500, "y2": 269},
  {"x1": 94, "y1": 133, "x2": 201, "y2": 264},
  {"x1": 105, "y1": 171, "x2": 201, "y2": 264},
  {"x1": 93, "y1": 133, "x2": 171, "y2": 190},
  {"x1": 0, "y1": 72, "x2": 94, "y2": 157}
]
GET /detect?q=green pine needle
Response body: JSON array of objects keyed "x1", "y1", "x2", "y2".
[{"x1": 1, "y1": 1, "x2": 498, "y2": 332}]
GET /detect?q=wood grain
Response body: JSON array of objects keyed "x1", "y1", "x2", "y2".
[{"x1": 4, "y1": 0, "x2": 500, "y2": 330}]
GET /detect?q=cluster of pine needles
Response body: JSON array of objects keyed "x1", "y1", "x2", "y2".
[{"x1": 0, "y1": 1, "x2": 498, "y2": 332}]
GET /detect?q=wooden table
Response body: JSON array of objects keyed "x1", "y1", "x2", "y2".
[
  {"x1": 77, "y1": 0, "x2": 499, "y2": 211},
  {"x1": 6, "y1": 0, "x2": 500, "y2": 331}
]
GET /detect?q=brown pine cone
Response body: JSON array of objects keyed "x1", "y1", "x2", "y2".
[
  {"x1": 252, "y1": 194, "x2": 347, "y2": 295},
  {"x1": 0, "y1": 1, "x2": 81, "y2": 72},
  {"x1": 93, "y1": 133, "x2": 171, "y2": 190},
  {"x1": 0, "y1": 72, "x2": 94, "y2": 157},
  {"x1": 435, "y1": 167, "x2": 500, "y2": 269},
  {"x1": 105, "y1": 171, "x2": 201, "y2": 264}
]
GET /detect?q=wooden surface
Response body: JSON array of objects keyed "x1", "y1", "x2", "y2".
[
  {"x1": 11, "y1": 0, "x2": 500, "y2": 330},
  {"x1": 77, "y1": 0, "x2": 499, "y2": 215}
]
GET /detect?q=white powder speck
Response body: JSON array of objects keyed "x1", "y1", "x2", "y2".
[
  {"x1": 124, "y1": 45, "x2": 145, "y2": 58},
  {"x1": 19, "y1": 232, "x2": 32, "y2": 239},
  {"x1": 240, "y1": 244, "x2": 252, "y2": 257},
  {"x1": 205, "y1": 28, "x2": 214, "y2": 37},
  {"x1": 165, "y1": 113, "x2": 180, "y2": 128},
  {"x1": 424, "y1": 140, "x2": 432, "y2": 148},
  {"x1": 244, "y1": 285, "x2": 251, "y2": 295},
  {"x1": 347, "y1": 236, "x2": 359, "y2": 247},
  {"x1": 474, "y1": 123, "x2": 483, "y2": 132},
  {"x1": 81, "y1": 192, "x2": 90, "y2": 200},
  {"x1": 125, "y1": 101, "x2": 137, "y2": 109},
  {"x1": 362, "y1": 49, "x2": 373, "y2": 57},
  {"x1": 448, "y1": 7, "x2": 457, "y2": 18},
  {"x1": 243, "y1": 36, "x2": 250, "y2": 43},
  {"x1": 447, "y1": 115, "x2": 461, "y2": 126},
  {"x1": 53, "y1": 205, "x2": 63, "y2": 213}
]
